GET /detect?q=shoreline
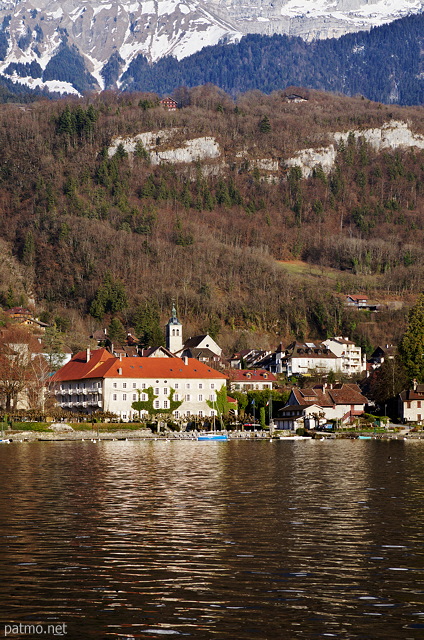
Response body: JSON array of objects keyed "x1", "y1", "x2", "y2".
[{"x1": 2, "y1": 429, "x2": 418, "y2": 442}]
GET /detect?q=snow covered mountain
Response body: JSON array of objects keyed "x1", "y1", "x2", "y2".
[{"x1": 0, "y1": 0, "x2": 422, "y2": 94}]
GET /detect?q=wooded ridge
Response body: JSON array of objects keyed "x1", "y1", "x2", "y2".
[{"x1": 0, "y1": 87, "x2": 423, "y2": 354}]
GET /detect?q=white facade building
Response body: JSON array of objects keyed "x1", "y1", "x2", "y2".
[
  {"x1": 52, "y1": 348, "x2": 227, "y2": 420},
  {"x1": 323, "y1": 337, "x2": 365, "y2": 375}
]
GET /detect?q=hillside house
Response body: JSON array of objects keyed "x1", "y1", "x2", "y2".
[
  {"x1": 160, "y1": 97, "x2": 178, "y2": 111},
  {"x1": 282, "y1": 341, "x2": 340, "y2": 377},
  {"x1": 323, "y1": 337, "x2": 365, "y2": 375}
]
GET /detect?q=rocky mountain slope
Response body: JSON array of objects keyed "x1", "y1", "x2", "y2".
[
  {"x1": 0, "y1": 88, "x2": 423, "y2": 351},
  {"x1": 0, "y1": 0, "x2": 422, "y2": 95}
]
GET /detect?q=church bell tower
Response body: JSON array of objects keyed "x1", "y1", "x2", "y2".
[{"x1": 166, "y1": 304, "x2": 183, "y2": 353}]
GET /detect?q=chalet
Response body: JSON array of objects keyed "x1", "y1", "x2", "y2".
[
  {"x1": 398, "y1": 384, "x2": 424, "y2": 424},
  {"x1": 226, "y1": 369, "x2": 276, "y2": 392},
  {"x1": 275, "y1": 383, "x2": 368, "y2": 430},
  {"x1": 52, "y1": 348, "x2": 227, "y2": 421},
  {"x1": 160, "y1": 97, "x2": 178, "y2": 111}
]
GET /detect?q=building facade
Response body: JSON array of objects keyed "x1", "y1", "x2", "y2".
[
  {"x1": 323, "y1": 337, "x2": 365, "y2": 375},
  {"x1": 52, "y1": 348, "x2": 227, "y2": 421}
]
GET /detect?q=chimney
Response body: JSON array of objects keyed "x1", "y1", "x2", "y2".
[
  {"x1": 183, "y1": 356, "x2": 189, "y2": 365},
  {"x1": 86, "y1": 347, "x2": 91, "y2": 362},
  {"x1": 118, "y1": 367, "x2": 122, "y2": 375},
  {"x1": 413, "y1": 379, "x2": 417, "y2": 391}
]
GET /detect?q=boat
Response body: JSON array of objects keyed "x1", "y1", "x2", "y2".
[{"x1": 197, "y1": 433, "x2": 228, "y2": 441}]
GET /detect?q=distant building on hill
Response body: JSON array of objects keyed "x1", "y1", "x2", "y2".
[{"x1": 160, "y1": 97, "x2": 178, "y2": 111}]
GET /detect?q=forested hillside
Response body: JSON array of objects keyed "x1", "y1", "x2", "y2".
[
  {"x1": 0, "y1": 88, "x2": 423, "y2": 353},
  {"x1": 121, "y1": 14, "x2": 424, "y2": 105}
]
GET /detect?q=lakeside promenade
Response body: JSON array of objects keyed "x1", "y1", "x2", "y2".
[{"x1": 2, "y1": 428, "x2": 416, "y2": 442}]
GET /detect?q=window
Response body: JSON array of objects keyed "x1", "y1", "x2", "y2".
[
  {"x1": 113, "y1": 382, "x2": 117, "y2": 388},
  {"x1": 198, "y1": 395, "x2": 203, "y2": 402},
  {"x1": 133, "y1": 383, "x2": 136, "y2": 388},
  {"x1": 174, "y1": 411, "x2": 179, "y2": 418},
  {"x1": 163, "y1": 388, "x2": 168, "y2": 396},
  {"x1": 113, "y1": 394, "x2": 117, "y2": 401},
  {"x1": 154, "y1": 400, "x2": 160, "y2": 409},
  {"x1": 407, "y1": 401, "x2": 411, "y2": 408},
  {"x1": 133, "y1": 394, "x2": 136, "y2": 401},
  {"x1": 210, "y1": 410, "x2": 215, "y2": 417},
  {"x1": 155, "y1": 387, "x2": 160, "y2": 395},
  {"x1": 198, "y1": 383, "x2": 203, "y2": 389},
  {"x1": 199, "y1": 411, "x2": 203, "y2": 417},
  {"x1": 209, "y1": 394, "x2": 215, "y2": 401},
  {"x1": 185, "y1": 394, "x2": 191, "y2": 402},
  {"x1": 123, "y1": 394, "x2": 127, "y2": 401},
  {"x1": 123, "y1": 383, "x2": 127, "y2": 389},
  {"x1": 174, "y1": 394, "x2": 179, "y2": 401},
  {"x1": 172, "y1": 329, "x2": 175, "y2": 336},
  {"x1": 142, "y1": 383, "x2": 146, "y2": 389},
  {"x1": 418, "y1": 401, "x2": 422, "y2": 408},
  {"x1": 176, "y1": 329, "x2": 179, "y2": 335},
  {"x1": 186, "y1": 383, "x2": 190, "y2": 389},
  {"x1": 141, "y1": 394, "x2": 146, "y2": 401},
  {"x1": 211, "y1": 383, "x2": 215, "y2": 389},
  {"x1": 175, "y1": 383, "x2": 179, "y2": 389},
  {"x1": 163, "y1": 400, "x2": 168, "y2": 409}
]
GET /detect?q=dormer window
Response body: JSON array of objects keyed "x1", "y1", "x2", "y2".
[{"x1": 263, "y1": 373, "x2": 267, "y2": 379}]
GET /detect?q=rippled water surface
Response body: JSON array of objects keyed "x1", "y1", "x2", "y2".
[{"x1": 1, "y1": 439, "x2": 424, "y2": 639}]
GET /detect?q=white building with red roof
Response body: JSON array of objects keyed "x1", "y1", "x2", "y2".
[
  {"x1": 226, "y1": 369, "x2": 277, "y2": 392},
  {"x1": 52, "y1": 348, "x2": 227, "y2": 421}
]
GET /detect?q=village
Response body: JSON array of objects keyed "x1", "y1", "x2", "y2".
[{"x1": 0, "y1": 299, "x2": 421, "y2": 437}]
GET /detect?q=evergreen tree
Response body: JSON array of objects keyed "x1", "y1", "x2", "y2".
[
  {"x1": 133, "y1": 303, "x2": 163, "y2": 348},
  {"x1": 399, "y1": 294, "x2": 424, "y2": 383},
  {"x1": 108, "y1": 317, "x2": 126, "y2": 344},
  {"x1": 259, "y1": 115, "x2": 271, "y2": 133}
]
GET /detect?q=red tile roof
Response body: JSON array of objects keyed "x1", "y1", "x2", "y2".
[
  {"x1": 226, "y1": 369, "x2": 277, "y2": 382},
  {"x1": 52, "y1": 348, "x2": 227, "y2": 382},
  {"x1": 292, "y1": 384, "x2": 367, "y2": 407}
]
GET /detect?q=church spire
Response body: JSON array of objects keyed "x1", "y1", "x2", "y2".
[{"x1": 166, "y1": 303, "x2": 183, "y2": 353}]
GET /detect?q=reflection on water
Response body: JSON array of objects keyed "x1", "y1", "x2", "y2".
[{"x1": 1, "y1": 440, "x2": 424, "y2": 638}]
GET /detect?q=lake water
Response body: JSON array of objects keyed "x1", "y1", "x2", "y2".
[{"x1": 0, "y1": 439, "x2": 423, "y2": 639}]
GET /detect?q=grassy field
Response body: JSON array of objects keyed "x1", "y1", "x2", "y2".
[{"x1": 278, "y1": 260, "x2": 383, "y2": 293}]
